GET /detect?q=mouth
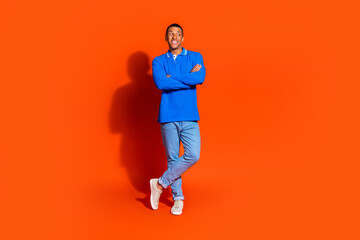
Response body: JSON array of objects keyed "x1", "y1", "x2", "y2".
[{"x1": 171, "y1": 40, "x2": 178, "y2": 45}]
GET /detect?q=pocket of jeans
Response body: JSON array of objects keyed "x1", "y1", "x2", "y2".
[{"x1": 160, "y1": 122, "x2": 173, "y2": 130}]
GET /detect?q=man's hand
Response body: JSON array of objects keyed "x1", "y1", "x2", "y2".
[
  {"x1": 191, "y1": 64, "x2": 202, "y2": 73},
  {"x1": 166, "y1": 74, "x2": 171, "y2": 77}
]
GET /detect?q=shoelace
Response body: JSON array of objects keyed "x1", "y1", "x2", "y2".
[{"x1": 174, "y1": 201, "x2": 182, "y2": 208}]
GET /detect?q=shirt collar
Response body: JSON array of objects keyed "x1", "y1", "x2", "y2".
[{"x1": 166, "y1": 47, "x2": 187, "y2": 57}]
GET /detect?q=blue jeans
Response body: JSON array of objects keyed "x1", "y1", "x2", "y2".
[{"x1": 158, "y1": 121, "x2": 201, "y2": 201}]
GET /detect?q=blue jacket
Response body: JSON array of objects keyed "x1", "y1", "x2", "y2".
[{"x1": 152, "y1": 48, "x2": 206, "y2": 123}]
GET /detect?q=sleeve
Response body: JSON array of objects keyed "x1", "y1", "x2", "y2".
[
  {"x1": 170, "y1": 52, "x2": 206, "y2": 86},
  {"x1": 152, "y1": 58, "x2": 191, "y2": 90}
]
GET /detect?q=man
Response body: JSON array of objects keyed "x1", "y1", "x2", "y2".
[{"x1": 150, "y1": 23, "x2": 206, "y2": 215}]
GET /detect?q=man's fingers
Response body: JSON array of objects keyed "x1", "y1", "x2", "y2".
[{"x1": 191, "y1": 64, "x2": 202, "y2": 72}]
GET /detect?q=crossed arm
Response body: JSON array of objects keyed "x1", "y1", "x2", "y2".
[
  {"x1": 170, "y1": 52, "x2": 206, "y2": 86},
  {"x1": 152, "y1": 52, "x2": 206, "y2": 91},
  {"x1": 152, "y1": 58, "x2": 191, "y2": 90}
]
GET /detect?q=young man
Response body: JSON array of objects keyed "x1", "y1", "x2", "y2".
[{"x1": 150, "y1": 23, "x2": 206, "y2": 215}]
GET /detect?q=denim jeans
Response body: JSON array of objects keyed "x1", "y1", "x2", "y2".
[{"x1": 158, "y1": 121, "x2": 201, "y2": 201}]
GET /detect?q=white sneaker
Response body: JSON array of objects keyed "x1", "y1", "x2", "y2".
[
  {"x1": 171, "y1": 200, "x2": 184, "y2": 215},
  {"x1": 150, "y1": 178, "x2": 163, "y2": 210}
]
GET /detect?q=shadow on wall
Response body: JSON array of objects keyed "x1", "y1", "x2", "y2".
[{"x1": 109, "y1": 52, "x2": 171, "y2": 205}]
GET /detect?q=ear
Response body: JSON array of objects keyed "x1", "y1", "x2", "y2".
[{"x1": 181, "y1": 36, "x2": 184, "y2": 43}]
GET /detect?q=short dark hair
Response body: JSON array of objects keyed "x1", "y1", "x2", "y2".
[{"x1": 165, "y1": 23, "x2": 183, "y2": 37}]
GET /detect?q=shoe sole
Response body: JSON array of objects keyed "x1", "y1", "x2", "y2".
[
  {"x1": 150, "y1": 179, "x2": 158, "y2": 210},
  {"x1": 171, "y1": 210, "x2": 182, "y2": 216}
]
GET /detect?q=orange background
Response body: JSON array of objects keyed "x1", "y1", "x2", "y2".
[{"x1": 1, "y1": 0, "x2": 359, "y2": 239}]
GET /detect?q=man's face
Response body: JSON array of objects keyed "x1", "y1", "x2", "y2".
[{"x1": 166, "y1": 27, "x2": 184, "y2": 50}]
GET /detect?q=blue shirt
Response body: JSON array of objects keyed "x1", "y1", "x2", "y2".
[{"x1": 152, "y1": 48, "x2": 206, "y2": 123}]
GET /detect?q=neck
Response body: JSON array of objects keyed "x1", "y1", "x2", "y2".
[{"x1": 169, "y1": 46, "x2": 183, "y2": 56}]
